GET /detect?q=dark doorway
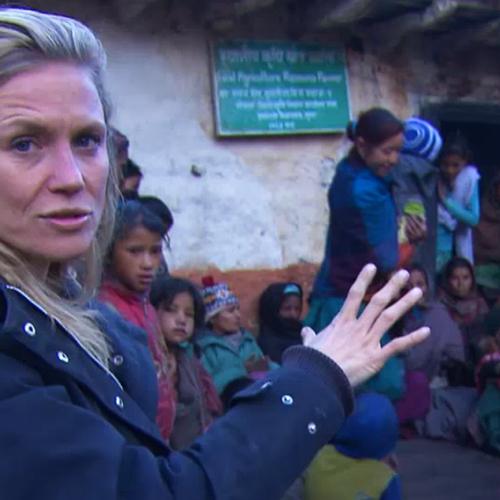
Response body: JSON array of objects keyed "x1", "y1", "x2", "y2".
[{"x1": 421, "y1": 102, "x2": 500, "y2": 194}]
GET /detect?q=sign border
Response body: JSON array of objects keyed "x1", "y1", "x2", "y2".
[{"x1": 210, "y1": 40, "x2": 352, "y2": 137}]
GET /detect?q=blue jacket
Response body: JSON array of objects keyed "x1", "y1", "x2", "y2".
[
  {"x1": 311, "y1": 154, "x2": 398, "y2": 299},
  {"x1": 0, "y1": 282, "x2": 353, "y2": 500},
  {"x1": 194, "y1": 328, "x2": 279, "y2": 395}
]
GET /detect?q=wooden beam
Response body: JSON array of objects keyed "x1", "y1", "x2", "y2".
[
  {"x1": 112, "y1": 0, "x2": 162, "y2": 21},
  {"x1": 307, "y1": 0, "x2": 378, "y2": 31},
  {"x1": 205, "y1": 0, "x2": 280, "y2": 22},
  {"x1": 436, "y1": 17, "x2": 500, "y2": 51},
  {"x1": 358, "y1": 0, "x2": 500, "y2": 51}
]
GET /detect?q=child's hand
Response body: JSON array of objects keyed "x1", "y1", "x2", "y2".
[
  {"x1": 438, "y1": 179, "x2": 448, "y2": 203},
  {"x1": 405, "y1": 215, "x2": 427, "y2": 243},
  {"x1": 245, "y1": 355, "x2": 271, "y2": 373}
]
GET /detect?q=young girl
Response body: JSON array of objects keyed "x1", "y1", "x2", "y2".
[
  {"x1": 307, "y1": 108, "x2": 426, "y2": 333},
  {"x1": 150, "y1": 277, "x2": 222, "y2": 450},
  {"x1": 437, "y1": 135, "x2": 480, "y2": 272},
  {"x1": 194, "y1": 277, "x2": 279, "y2": 403},
  {"x1": 258, "y1": 282, "x2": 304, "y2": 364},
  {"x1": 98, "y1": 200, "x2": 175, "y2": 442},
  {"x1": 439, "y1": 257, "x2": 489, "y2": 330},
  {"x1": 403, "y1": 264, "x2": 464, "y2": 382}
]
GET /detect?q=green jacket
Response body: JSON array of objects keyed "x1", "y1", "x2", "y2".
[
  {"x1": 194, "y1": 329, "x2": 279, "y2": 395},
  {"x1": 305, "y1": 445, "x2": 401, "y2": 500}
]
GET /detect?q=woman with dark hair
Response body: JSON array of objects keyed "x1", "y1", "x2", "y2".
[
  {"x1": 306, "y1": 108, "x2": 427, "y2": 401},
  {"x1": 307, "y1": 108, "x2": 426, "y2": 334},
  {"x1": 258, "y1": 282, "x2": 304, "y2": 364}
]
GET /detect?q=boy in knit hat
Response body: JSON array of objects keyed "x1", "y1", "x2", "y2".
[
  {"x1": 393, "y1": 117, "x2": 443, "y2": 292},
  {"x1": 305, "y1": 393, "x2": 402, "y2": 500},
  {"x1": 193, "y1": 277, "x2": 279, "y2": 406}
]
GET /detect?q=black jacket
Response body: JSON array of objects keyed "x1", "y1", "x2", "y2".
[{"x1": 0, "y1": 282, "x2": 353, "y2": 500}]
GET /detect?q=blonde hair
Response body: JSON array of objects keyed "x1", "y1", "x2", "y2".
[{"x1": 0, "y1": 8, "x2": 119, "y2": 366}]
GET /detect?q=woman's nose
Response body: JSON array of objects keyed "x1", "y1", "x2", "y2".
[{"x1": 47, "y1": 144, "x2": 84, "y2": 194}]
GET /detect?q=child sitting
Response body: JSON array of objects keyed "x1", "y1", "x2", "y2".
[
  {"x1": 258, "y1": 282, "x2": 304, "y2": 364},
  {"x1": 403, "y1": 264, "x2": 464, "y2": 382},
  {"x1": 305, "y1": 393, "x2": 402, "y2": 500},
  {"x1": 194, "y1": 277, "x2": 279, "y2": 404},
  {"x1": 150, "y1": 277, "x2": 221, "y2": 450},
  {"x1": 437, "y1": 134, "x2": 480, "y2": 272},
  {"x1": 439, "y1": 257, "x2": 489, "y2": 330},
  {"x1": 98, "y1": 200, "x2": 175, "y2": 442},
  {"x1": 474, "y1": 333, "x2": 500, "y2": 455}
]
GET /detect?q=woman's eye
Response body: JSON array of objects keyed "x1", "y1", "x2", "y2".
[
  {"x1": 12, "y1": 139, "x2": 33, "y2": 152},
  {"x1": 75, "y1": 134, "x2": 101, "y2": 149}
]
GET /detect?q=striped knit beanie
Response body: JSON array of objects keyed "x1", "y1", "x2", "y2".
[
  {"x1": 402, "y1": 117, "x2": 442, "y2": 162},
  {"x1": 202, "y1": 276, "x2": 239, "y2": 321}
]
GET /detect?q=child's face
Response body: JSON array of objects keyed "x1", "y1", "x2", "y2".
[
  {"x1": 158, "y1": 292, "x2": 195, "y2": 344},
  {"x1": 279, "y1": 294, "x2": 302, "y2": 320},
  {"x1": 449, "y1": 266, "x2": 473, "y2": 298},
  {"x1": 210, "y1": 304, "x2": 241, "y2": 335},
  {"x1": 440, "y1": 153, "x2": 466, "y2": 185},
  {"x1": 110, "y1": 226, "x2": 162, "y2": 293},
  {"x1": 121, "y1": 175, "x2": 142, "y2": 193},
  {"x1": 409, "y1": 269, "x2": 427, "y2": 305}
]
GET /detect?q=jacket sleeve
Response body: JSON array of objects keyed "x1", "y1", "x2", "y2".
[
  {"x1": 353, "y1": 180, "x2": 398, "y2": 273},
  {"x1": 0, "y1": 346, "x2": 352, "y2": 500},
  {"x1": 445, "y1": 182, "x2": 480, "y2": 227}
]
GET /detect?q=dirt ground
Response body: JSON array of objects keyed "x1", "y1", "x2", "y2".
[{"x1": 397, "y1": 439, "x2": 499, "y2": 500}]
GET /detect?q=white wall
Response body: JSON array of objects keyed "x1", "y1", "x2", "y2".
[
  {"x1": 21, "y1": 1, "x2": 500, "y2": 271},
  {"x1": 93, "y1": 19, "x2": 352, "y2": 271}
]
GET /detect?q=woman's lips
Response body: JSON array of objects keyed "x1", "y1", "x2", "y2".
[
  {"x1": 138, "y1": 275, "x2": 154, "y2": 284},
  {"x1": 40, "y1": 212, "x2": 91, "y2": 231}
]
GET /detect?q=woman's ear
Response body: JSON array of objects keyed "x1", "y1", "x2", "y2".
[{"x1": 356, "y1": 137, "x2": 367, "y2": 158}]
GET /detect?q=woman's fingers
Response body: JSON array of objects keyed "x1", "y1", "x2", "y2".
[
  {"x1": 359, "y1": 270, "x2": 410, "y2": 330},
  {"x1": 368, "y1": 287, "x2": 424, "y2": 340},
  {"x1": 380, "y1": 327, "x2": 431, "y2": 360},
  {"x1": 301, "y1": 326, "x2": 316, "y2": 346},
  {"x1": 338, "y1": 264, "x2": 377, "y2": 321}
]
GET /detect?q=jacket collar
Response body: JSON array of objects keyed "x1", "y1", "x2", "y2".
[
  {"x1": 0, "y1": 282, "x2": 166, "y2": 448},
  {"x1": 4, "y1": 283, "x2": 123, "y2": 389}
]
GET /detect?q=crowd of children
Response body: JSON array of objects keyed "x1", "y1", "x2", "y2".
[{"x1": 100, "y1": 122, "x2": 499, "y2": 500}]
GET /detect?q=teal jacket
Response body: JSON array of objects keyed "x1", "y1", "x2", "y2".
[{"x1": 194, "y1": 329, "x2": 279, "y2": 395}]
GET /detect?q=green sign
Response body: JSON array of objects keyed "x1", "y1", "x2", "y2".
[{"x1": 211, "y1": 40, "x2": 351, "y2": 136}]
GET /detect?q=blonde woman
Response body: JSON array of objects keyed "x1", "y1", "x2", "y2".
[{"x1": 0, "y1": 8, "x2": 430, "y2": 500}]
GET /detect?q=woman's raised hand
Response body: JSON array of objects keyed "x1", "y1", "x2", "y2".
[{"x1": 301, "y1": 264, "x2": 430, "y2": 387}]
